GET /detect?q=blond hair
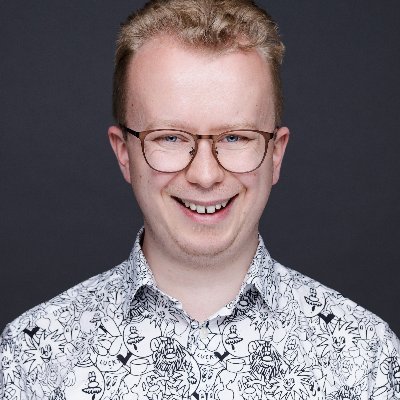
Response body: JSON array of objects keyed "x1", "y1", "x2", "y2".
[{"x1": 113, "y1": 0, "x2": 285, "y2": 125}]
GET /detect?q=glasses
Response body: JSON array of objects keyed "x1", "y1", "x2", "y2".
[{"x1": 120, "y1": 124, "x2": 277, "y2": 174}]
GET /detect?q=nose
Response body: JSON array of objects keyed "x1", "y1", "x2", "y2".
[{"x1": 185, "y1": 139, "x2": 224, "y2": 188}]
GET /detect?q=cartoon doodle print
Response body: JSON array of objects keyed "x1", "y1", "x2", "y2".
[
  {"x1": 249, "y1": 340, "x2": 284, "y2": 382},
  {"x1": 1, "y1": 229, "x2": 400, "y2": 399},
  {"x1": 269, "y1": 364, "x2": 313, "y2": 400},
  {"x1": 144, "y1": 336, "x2": 199, "y2": 398},
  {"x1": 82, "y1": 371, "x2": 102, "y2": 399}
]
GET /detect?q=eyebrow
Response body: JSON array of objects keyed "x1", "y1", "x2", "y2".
[{"x1": 143, "y1": 119, "x2": 260, "y2": 132}]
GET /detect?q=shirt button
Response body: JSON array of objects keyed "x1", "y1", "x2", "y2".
[
  {"x1": 190, "y1": 321, "x2": 199, "y2": 329},
  {"x1": 200, "y1": 327, "x2": 208, "y2": 339}
]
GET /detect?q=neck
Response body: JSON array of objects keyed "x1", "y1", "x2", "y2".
[{"x1": 142, "y1": 227, "x2": 259, "y2": 323}]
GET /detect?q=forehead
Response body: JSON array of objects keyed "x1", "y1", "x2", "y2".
[{"x1": 125, "y1": 36, "x2": 275, "y2": 130}]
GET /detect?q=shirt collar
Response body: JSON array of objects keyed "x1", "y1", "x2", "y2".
[
  {"x1": 122, "y1": 227, "x2": 156, "y2": 318},
  {"x1": 219, "y1": 234, "x2": 279, "y2": 317},
  {"x1": 244, "y1": 235, "x2": 280, "y2": 313},
  {"x1": 122, "y1": 229, "x2": 279, "y2": 318}
]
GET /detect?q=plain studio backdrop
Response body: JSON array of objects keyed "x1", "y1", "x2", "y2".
[{"x1": 1, "y1": 1, "x2": 399, "y2": 335}]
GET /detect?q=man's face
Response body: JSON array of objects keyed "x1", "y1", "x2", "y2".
[{"x1": 109, "y1": 37, "x2": 288, "y2": 261}]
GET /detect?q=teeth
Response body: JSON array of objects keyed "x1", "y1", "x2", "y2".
[
  {"x1": 197, "y1": 205, "x2": 206, "y2": 214},
  {"x1": 206, "y1": 205, "x2": 215, "y2": 214},
  {"x1": 181, "y1": 199, "x2": 231, "y2": 214}
]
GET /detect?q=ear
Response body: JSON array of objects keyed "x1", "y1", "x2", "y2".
[
  {"x1": 272, "y1": 126, "x2": 290, "y2": 185},
  {"x1": 108, "y1": 125, "x2": 132, "y2": 184}
]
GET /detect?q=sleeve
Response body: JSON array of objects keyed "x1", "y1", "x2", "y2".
[
  {"x1": 370, "y1": 325, "x2": 400, "y2": 399},
  {"x1": 0, "y1": 324, "x2": 27, "y2": 400}
]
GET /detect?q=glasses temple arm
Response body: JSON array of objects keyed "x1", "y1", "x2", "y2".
[{"x1": 119, "y1": 124, "x2": 140, "y2": 138}]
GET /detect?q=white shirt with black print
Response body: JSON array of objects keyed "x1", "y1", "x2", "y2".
[{"x1": 1, "y1": 228, "x2": 399, "y2": 400}]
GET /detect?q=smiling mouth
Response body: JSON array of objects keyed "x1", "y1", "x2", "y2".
[{"x1": 173, "y1": 196, "x2": 236, "y2": 214}]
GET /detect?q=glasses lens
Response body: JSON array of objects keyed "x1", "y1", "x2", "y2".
[
  {"x1": 215, "y1": 130, "x2": 268, "y2": 173},
  {"x1": 143, "y1": 130, "x2": 195, "y2": 172}
]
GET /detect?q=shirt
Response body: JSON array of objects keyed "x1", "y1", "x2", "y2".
[{"x1": 1, "y1": 229, "x2": 399, "y2": 400}]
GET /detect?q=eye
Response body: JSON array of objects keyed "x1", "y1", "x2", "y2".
[
  {"x1": 225, "y1": 134, "x2": 240, "y2": 143},
  {"x1": 218, "y1": 131, "x2": 256, "y2": 146},
  {"x1": 146, "y1": 130, "x2": 192, "y2": 145},
  {"x1": 162, "y1": 135, "x2": 178, "y2": 142}
]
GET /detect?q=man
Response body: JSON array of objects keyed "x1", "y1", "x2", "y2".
[{"x1": 1, "y1": 0, "x2": 399, "y2": 399}]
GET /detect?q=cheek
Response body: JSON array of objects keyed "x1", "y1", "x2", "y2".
[
  {"x1": 128, "y1": 146, "x2": 151, "y2": 190},
  {"x1": 240, "y1": 165, "x2": 273, "y2": 195},
  {"x1": 130, "y1": 165, "x2": 175, "y2": 207},
  {"x1": 239, "y1": 170, "x2": 273, "y2": 218},
  {"x1": 128, "y1": 156, "x2": 153, "y2": 205}
]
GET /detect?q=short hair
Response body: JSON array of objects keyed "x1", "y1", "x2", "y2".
[{"x1": 113, "y1": 0, "x2": 285, "y2": 127}]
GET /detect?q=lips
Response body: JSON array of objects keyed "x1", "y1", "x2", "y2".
[{"x1": 173, "y1": 196, "x2": 235, "y2": 214}]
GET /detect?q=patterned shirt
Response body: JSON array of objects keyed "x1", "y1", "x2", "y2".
[{"x1": 1, "y1": 229, "x2": 399, "y2": 400}]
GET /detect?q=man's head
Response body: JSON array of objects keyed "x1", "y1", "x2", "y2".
[
  {"x1": 112, "y1": 0, "x2": 285, "y2": 128},
  {"x1": 108, "y1": 0, "x2": 289, "y2": 265}
]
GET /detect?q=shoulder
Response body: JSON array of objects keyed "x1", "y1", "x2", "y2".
[
  {"x1": 269, "y1": 261, "x2": 400, "y2": 398},
  {"x1": 1, "y1": 260, "x2": 128, "y2": 343},
  {"x1": 272, "y1": 261, "x2": 392, "y2": 330},
  {"x1": 0, "y1": 260, "x2": 133, "y2": 398},
  {"x1": 270, "y1": 260, "x2": 400, "y2": 358}
]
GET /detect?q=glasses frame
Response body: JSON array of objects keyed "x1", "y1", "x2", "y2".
[{"x1": 120, "y1": 124, "x2": 278, "y2": 174}]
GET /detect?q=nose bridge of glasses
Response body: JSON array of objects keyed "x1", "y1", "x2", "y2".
[
  {"x1": 192, "y1": 134, "x2": 217, "y2": 150},
  {"x1": 186, "y1": 135, "x2": 225, "y2": 184},
  {"x1": 196, "y1": 134, "x2": 215, "y2": 140},
  {"x1": 193, "y1": 136, "x2": 218, "y2": 160},
  {"x1": 185, "y1": 136, "x2": 222, "y2": 176}
]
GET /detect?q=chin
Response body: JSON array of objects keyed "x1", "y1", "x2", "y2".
[{"x1": 170, "y1": 226, "x2": 240, "y2": 259}]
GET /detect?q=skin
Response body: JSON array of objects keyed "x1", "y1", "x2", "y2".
[{"x1": 109, "y1": 36, "x2": 289, "y2": 321}]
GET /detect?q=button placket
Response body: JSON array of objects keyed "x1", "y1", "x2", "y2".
[
  {"x1": 190, "y1": 320, "x2": 199, "y2": 329},
  {"x1": 200, "y1": 326, "x2": 208, "y2": 340},
  {"x1": 186, "y1": 319, "x2": 198, "y2": 352}
]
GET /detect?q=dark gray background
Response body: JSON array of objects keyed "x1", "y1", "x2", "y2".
[{"x1": 1, "y1": 1, "x2": 399, "y2": 335}]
